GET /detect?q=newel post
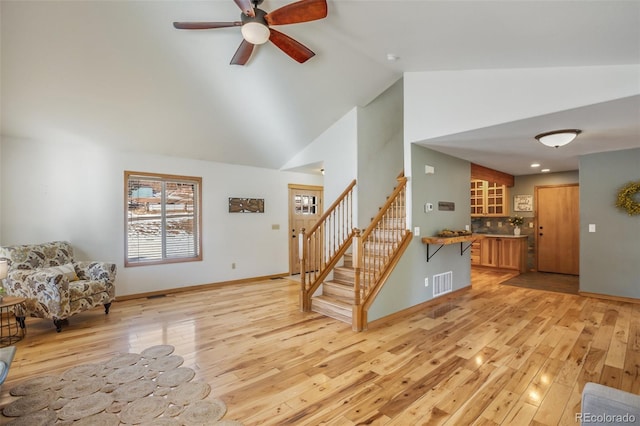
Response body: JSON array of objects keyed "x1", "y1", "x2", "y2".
[
  {"x1": 299, "y1": 228, "x2": 310, "y2": 312},
  {"x1": 352, "y1": 228, "x2": 364, "y2": 331}
]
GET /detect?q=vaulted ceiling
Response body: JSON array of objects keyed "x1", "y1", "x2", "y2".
[{"x1": 2, "y1": 1, "x2": 639, "y2": 175}]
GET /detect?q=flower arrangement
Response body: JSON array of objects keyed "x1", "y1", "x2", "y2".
[{"x1": 508, "y1": 216, "x2": 524, "y2": 227}]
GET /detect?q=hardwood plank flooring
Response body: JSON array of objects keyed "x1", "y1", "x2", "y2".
[
  {"x1": 1, "y1": 268, "x2": 638, "y2": 425},
  {"x1": 500, "y1": 272, "x2": 579, "y2": 295}
]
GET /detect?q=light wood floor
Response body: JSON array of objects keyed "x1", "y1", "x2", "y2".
[{"x1": 1, "y1": 269, "x2": 639, "y2": 425}]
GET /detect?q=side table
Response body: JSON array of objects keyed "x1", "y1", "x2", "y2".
[{"x1": 0, "y1": 296, "x2": 26, "y2": 346}]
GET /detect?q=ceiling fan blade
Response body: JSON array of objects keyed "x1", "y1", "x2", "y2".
[
  {"x1": 173, "y1": 21, "x2": 242, "y2": 30},
  {"x1": 269, "y1": 29, "x2": 315, "y2": 63},
  {"x1": 265, "y1": 0, "x2": 327, "y2": 26},
  {"x1": 233, "y1": 0, "x2": 255, "y2": 17},
  {"x1": 230, "y1": 39, "x2": 255, "y2": 65}
]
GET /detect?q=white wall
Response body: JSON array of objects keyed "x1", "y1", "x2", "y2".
[
  {"x1": 0, "y1": 135, "x2": 322, "y2": 296},
  {"x1": 282, "y1": 107, "x2": 358, "y2": 222},
  {"x1": 357, "y1": 78, "x2": 404, "y2": 226},
  {"x1": 404, "y1": 65, "x2": 640, "y2": 143}
]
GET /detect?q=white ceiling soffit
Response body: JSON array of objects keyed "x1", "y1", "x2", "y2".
[{"x1": 418, "y1": 95, "x2": 640, "y2": 176}]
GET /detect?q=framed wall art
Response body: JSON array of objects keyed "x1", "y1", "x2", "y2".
[
  {"x1": 513, "y1": 195, "x2": 533, "y2": 212},
  {"x1": 228, "y1": 197, "x2": 264, "y2": 213}
]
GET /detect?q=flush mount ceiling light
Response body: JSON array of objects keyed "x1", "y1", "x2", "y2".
[{"x1": 535, "y1": 129, "x2": 582, "y2": 148}]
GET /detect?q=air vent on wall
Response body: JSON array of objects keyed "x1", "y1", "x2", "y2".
[{"x1": 433, "y1": 271, "x2": 453, "y2": 297}]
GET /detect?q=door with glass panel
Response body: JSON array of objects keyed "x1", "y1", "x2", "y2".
[{"x1": 288, "y1": 185, "x2": 323, "y2": 275}]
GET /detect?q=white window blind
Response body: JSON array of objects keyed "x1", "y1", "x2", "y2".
[{"x1": 125, "y1": 171, "x2": 202, "y2": 266}]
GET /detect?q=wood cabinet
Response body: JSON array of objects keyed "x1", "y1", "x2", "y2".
[
  {"x1": 498, "y1": 238, "x2": 525, "y2": 270},
  {"x1": 470, "y1": 241, "x2": 481, "y2": 265},
  {"x1": 480, "y1": 238, "x2": 500, "y2": 267},
  {"x1": 470, "y1": 179, "x2": 508, "y2": 217},
  {"x1": 472, "y1": 236, "x2": 527, "y2": 272}
]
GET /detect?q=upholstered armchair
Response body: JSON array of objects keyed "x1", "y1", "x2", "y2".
[{"x1": 0, "y1": 241, "x2": 116, "y2": 332}]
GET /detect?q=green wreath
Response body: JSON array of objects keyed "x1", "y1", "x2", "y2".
[{"x1": 616, "y1": 181, "x2": 640, "y2": 216}]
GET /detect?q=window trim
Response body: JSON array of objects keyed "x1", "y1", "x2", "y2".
[{"x1": 124, "y1": 171, "x2": 203, "y2": 267}]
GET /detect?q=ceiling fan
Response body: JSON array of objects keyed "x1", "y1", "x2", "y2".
[{"x1": 173, "y1": 0, "x2": 328, "y2": 65}]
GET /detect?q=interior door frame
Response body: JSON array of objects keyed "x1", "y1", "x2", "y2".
[{"x1": 288, "y1": 183, "x2": 324, "y2": 275}]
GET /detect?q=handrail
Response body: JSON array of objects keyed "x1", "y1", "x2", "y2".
[
  {"x1": 299, "y1": 179, "x2": 356, "y2": 311},
  {"x1": 353, "y1": 176, "x2": 410, "y2": 330},
  {"x1": 306, "y1": 180, "x2": 356, "y2": 237},
  {"x1": 300, "y1": 174, "x2": 411, "y2": 332},
  {"x1": 360, "y1": 176, "x2": 406, "y2": 242}
]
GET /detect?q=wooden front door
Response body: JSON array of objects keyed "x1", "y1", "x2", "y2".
[
  {"x1": 288, "y1": 184, "x2": 323, "y2": 275},
  {"x1": 535, "y1": 184, "x2": 579, "y2": 275}
]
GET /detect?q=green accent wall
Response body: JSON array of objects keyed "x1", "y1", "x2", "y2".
[
  {"x1": 580, "y1": 148, "x2": 640, "y2": 298},
  {"x1": 368, "y1": 145, "x2": 471, "y2": 322}
]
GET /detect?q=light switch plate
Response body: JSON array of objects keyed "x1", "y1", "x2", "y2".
[{"x1": 589, "y1": 224, "x2": 596, "y2": 232}]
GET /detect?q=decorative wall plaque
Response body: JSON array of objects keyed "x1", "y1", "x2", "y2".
[
  {"x1": 438, "y1": 201, "x2": 455, "y2": 211},
  {"x1": 228, "y1": 198, "x2": 264, "y2": 213},
  {"x1": 513, "y1": 195, "x2": 533, "y2": 212}
]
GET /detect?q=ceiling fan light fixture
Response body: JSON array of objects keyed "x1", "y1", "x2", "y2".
[
  {"x1": 535, "y1": 129, "x2": 581, "y2": 148},
  {"x1": 241, "y1": 22, "x2": 270, "y2": 44}
]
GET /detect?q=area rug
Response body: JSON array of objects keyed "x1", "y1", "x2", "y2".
[
  {"x1": 501, "y1": 271, "x2": 579, "y2": 295},
  {"x1": 1, "y1": 345, "x2": 244, "y2": 426}
]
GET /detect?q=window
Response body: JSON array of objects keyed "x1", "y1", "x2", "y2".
[
  {"x1": 125, "y1": 171, "x2": 202, "y2": 266},
  {"x1": 294, "y1": 194, "x2": 319, "y2": 215}
]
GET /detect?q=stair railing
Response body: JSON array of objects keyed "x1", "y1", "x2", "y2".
[
  {"x1": 352, "y1": 176, "x2": 412, "y2": 330},
  {"x1": 299, "y1": 179, "x2": 356, "y2": 311}
]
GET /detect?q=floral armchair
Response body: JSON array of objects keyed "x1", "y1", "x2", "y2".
[{"x1": 0, "y1": 241, "x2": 116, "y2": 332}]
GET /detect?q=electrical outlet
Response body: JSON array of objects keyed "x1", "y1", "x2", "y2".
[
  {"x1": 486, "y1": 221, "x2": 491, "y2": 227},
  {"x1": 498, "y1": 222, "x2": 502, "y2": 227},
  {"x1": 414, "y1": 227, "x2": 420, "y2": 236},
  {"x1": 424, "y1": 277, "x2": 429, "y2": 287},
  {"x1": 529, "y1": 222, "x2": 533, "y2": 228}
]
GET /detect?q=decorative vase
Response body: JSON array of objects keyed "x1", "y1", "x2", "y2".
[{"x1": 514, "y1": 226, "x2": 521, "y2": 236}]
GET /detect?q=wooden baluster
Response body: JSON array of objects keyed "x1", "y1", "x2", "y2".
[{"x1": 299, "y1": 228, "x2": 309, "y2": 311}]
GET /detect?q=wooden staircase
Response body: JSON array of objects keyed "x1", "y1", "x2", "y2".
[
  {"x1": 300, "y1": 175, "x2": 412, "y2": 331},
  {"x1": 311, "y1": 254, "x2": 355, "y2": 323}
]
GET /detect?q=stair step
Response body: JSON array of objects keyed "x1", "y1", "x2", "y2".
[
  {"x1": 343, "y1": 253, "x2": 353, "y2": 267},
  {"x1": 381, "y1": 217, "x2": 406, "y2": 224},
  {"x1": 363, "y1": 242, "x2": 399, "y2": 255},
  {"x1": 370, "y1": 229, "x2": 406, "y2": 242},
  {"x1": 333, "y1": 266, "x2": 355, "y2": 284},
  {"x1": 323, "y1": 281, "x2": 354, "y2": 300},
  {"x1": 311, "y1": 295, "x2": 352, "y2": 324}
]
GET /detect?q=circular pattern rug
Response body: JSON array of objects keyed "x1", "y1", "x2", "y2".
[{"x1": 1, "y1": 345, "x2": 243, "y2": 425}]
